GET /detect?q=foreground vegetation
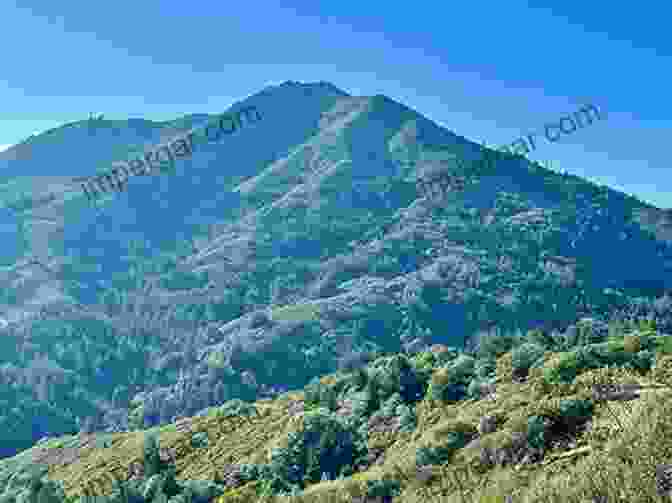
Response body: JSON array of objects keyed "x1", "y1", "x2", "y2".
[{"x1": 2, "y1": 317, "x2": 672, "y2": 502}]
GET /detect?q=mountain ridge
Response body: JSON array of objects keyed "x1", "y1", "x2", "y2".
[{"x1": 0, "y1": 80, "x2": 670, "y2": 464}]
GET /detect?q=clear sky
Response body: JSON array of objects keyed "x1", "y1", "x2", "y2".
[{"x1": 1, "y1": 1, "x2": 670, "y2": 207}]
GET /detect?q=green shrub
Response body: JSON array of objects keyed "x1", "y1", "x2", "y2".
[
  {"x1": 416, "y1": 445, "x2": 453, "y2": 467},
  {"x1": 477, "y1": 331, "x2": 522, "y2": 359},
  {"x1": 365, "y1": 478, "x2": 401, "y2": 500},
  {"x1": 178, "y1": 480, "x2": 225, "y2": 503},
  {"x1": 630, "y1": 349, "x2": 655, "y2": 371},
  {"x1": 216, "y1": 399, "x2": 257, "y2": 418},
  {"x1": 365, "y1": 355, "x2": 425, "y2": 405},
  {"x1": 511, "y1": 343, "x2": 546, "y2": 372},
  {"x1": 303, "y1": 378, "x2": 339, "y2": 412},
  {"x1": 258, "y1": 408, "x2": 368, "y2": 495},
  {"x1": 526, "y1": 415, "x2": 546, "y2": 450},
  {"x1": 558, "y1": 399, "x2": 593, "y2": 419},
  {"x1": 474, "y1": 357, "x2": 496, "y2": 380},
  {"x1": 416, "y1": 430, "x2": 470, "y2": 467},
  {"x1": 466, "y1": 377, "x2": 494, "y2": 400},
  {"x1": 449, "y1": 354, "x2": 476, "y2": 381},
  {"x1": 543, "y1": 351, "x2": 580, "y2": 385},
  {"x1": 350, "y1": 368, "x2": 368, "y2": 391},
  {"x1": 398, "y1": 404, "x2": 417, "y2": 432},
  {"x1": 190, "y1": 432, "x2": 209, "y2": 449},
  {"x1": 411, "y1": 351, "x2": 437, "y2": 373},
  {"x1": 525, "y1": 329, "x2": 555, "y2": 349},
  {"x1": 143, "y1": 433, "x2": 162, "y2": 478},
  {"x1": 427, "y1": 368, "x2": 468, "y2": 402},
  {"x1": 378, "y1": 393, "x2": 403, "y2": 417}
]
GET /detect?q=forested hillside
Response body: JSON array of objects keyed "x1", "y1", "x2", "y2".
[{"x1": 0, "y1": 81, "x2": 671, "y2": 464}]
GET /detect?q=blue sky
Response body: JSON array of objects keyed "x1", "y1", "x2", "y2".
[{"x1": 1, "y1": 1, "x2": 670, "y2": 207}]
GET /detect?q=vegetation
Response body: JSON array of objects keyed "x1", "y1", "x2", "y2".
[
  {"x1": 2, "y1": 83, "x2": 672, "y2": 502},
  {"x1": 0, "y1": 317, "x2": 670, "y2": 501}
]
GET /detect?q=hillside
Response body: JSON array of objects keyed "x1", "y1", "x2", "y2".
[
  {"x1": 0, "y1": 80, "x2": 672, "y2": 460},
  {"x1": 2, "y1": 319, "x2": 672, "y2": 502}
]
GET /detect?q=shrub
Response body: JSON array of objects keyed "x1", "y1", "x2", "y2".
[
  {"x1": 190, "y1": 432, "x2": 209, "y2": 449},
  {"x1": 543, "y1": 351, "x2": 580, "y2": 385},
  {"x1": 398, "y1": 404, "x2": 417, "y2": 432},
  {"x1": 366, "y1": 355, "x2": 424, "y2": 405},
  {"x1": 526, "y1": 415, "x2": 547, "y2": 450},
  {"x1": 303, "y1": 378, "x2": 323, "y2": 410},
  {"x1": 474, "y1": 357, "x2": 496, "y2": 380},
  {"x1": 411, "y1": 351, "x2": 437, "y2": 373},
  {"x1": 378, "y1": 393, "x2": 403, "y2": 417},
  {"x1": 365, "y1": 478, "x2": 401, "y2": 500},
  {"x1": 416, "y1": 445, "x2": 453, "y2": 467},
  {"x1": 477, "y1": 331, "x2": 522, "y2": 359},
  {"x1": 258, "y1": 408, "x2": 368, "y2": 495},
  {"x1": 467, "y1": 377, "x2": 495, "y2": 400},
  {"x1": 143, "y1": 433, "x2": 162, "y2": 478},
  {"x1": 631, "y1": 349, "x2": 655, "y2": 371},
  {"x1": 427, "y1": 367, "x2": 468, "y2": 402},
  {"x1": 511, "y1": 343, "x2": 546, "y2": 372},
  {"x1": 179, "y1": 480, "x2": 226, "y2": 503},
  {"x1": 558, "y1": 399, "x2": 593, "y2": 419},
  {"x1": 216, "y1": 399, "x2": 257, "y2": 418},
  {"x1": 416, "y1": 430, "x2": 470, "y2": 466},
  {"x1": 350, "y1": 368, "x2": 368, "y2": 391},
  {"x1": 525, "y1": 329, "x2": 555, "y2": 349},
  {"x1": 467, "y1": 378, "x2": 483, "y2": 399},
  {"x1": 449, "y1": 354, "x2": 476, "y2": 381}
]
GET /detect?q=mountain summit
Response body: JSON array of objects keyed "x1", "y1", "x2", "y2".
[{"x1": 0, "y1": 81, "x2": 670, "y2": 456}]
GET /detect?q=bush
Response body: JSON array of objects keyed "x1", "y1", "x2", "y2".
[
  {"x1": 303, "y1": 378, "x2": 323, "y2": 410},
  {"x1": 525, "y1": 329, "x2": 555, "y2": 349},
  {"x1": 365, "y1": 478, "x2": 401, "y2": 500},
  {"x1": 426, "y1": 355, "x2": 475, "y2": 402},
  {"x1": 378, "y1": 393, "x2": 404, "y2": 417},
  {"x1": 558, "y1": 399, "x2": 593, "y2": 419},
  {"x1": 631, "y1": 349, "x2": 655, "y2": 371},
  {"x1": 143, "y1": 433, "x2": 162, "y2": 478},
  {"x1": 512, "y1": 343, "x2": 546, "y2": 372},
  {"x1": 304, "y1": 378, "x2": 340, "y2": 412},
  {"x1": 216, "y1": 399, "x2": 257, "y2": 418},
  {"x1": 449, "y1": 354, "x2": 476, "y2": 381},
  {"x1": 411, "y1": 351, "x2": 437, "y2": 373},
  {"x1": 366, "y1": 355, "x2": 425, "y2": 405},
  {"x1": 416, "y1": 445, "x2": 453, "y2": 467},
  {"x1": 258, "y1": 408, "x2": 368, "y2": 495},
  {"x1": 398, "y1": 404, "x2": 417, "y2": 432},
  {"x1": 477, "y1": 331, "x2": 522, "y2": 359},
  {"x1": 526, "y1": 415, "x2": 547, "y2": 450},
  {"x1": 474, "y1": 357, "x2": 496, "y2": 380},
  {"x1": 190, "y1": 432, "x2": 209, "y2": 449},
  {"x1": 543, "y1": 351, "x2": 580, "y2": 385},
  {"x1": 416, "y1": 430, "x2": 470, "y2": 466},
  {"x1": 466, "y1": 378, "x2": 494, "y2": 400},
  {"x1": 427, "y1": 367, "x2": 468, "y2": 402}
]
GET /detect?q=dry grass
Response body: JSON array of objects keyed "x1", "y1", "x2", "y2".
[{"x1": 15, "y1": 339, "x2": 672, "y2": 502}]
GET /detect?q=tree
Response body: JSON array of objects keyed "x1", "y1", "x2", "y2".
[{"x1": 143, "y1": 433, "x2": 162, "y2": 477}]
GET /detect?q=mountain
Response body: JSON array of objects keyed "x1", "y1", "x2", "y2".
[
  {"x1": 1, "y1": 321, "x2": 672, "y2": 502},
  {"x1": 0, "y1": 80, "x2": 671, "y2": 459}
]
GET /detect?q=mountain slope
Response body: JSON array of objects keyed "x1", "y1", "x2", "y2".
[
  {"x1": 0, "y1": 81, "x2": 671, "y2": 459},
  {"x1": 2, "y1": 321, "x2": 672, "y2": 502}
]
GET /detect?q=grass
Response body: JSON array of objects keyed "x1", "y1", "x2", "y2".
[{"x1": 6, "y1": 332, "x2": 672, "y2": 502}]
